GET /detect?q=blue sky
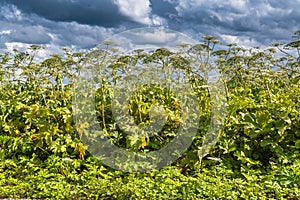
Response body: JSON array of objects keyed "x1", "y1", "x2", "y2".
[{"x1": 0, "y1": 0, "x2": 299, "y2": 55}]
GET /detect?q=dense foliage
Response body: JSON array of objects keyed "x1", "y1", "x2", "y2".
[{"x1": 0, "y1": 31, "x2": 299, "y2": 199}]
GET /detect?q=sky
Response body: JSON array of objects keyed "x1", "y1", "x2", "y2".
[{"x1": 0, "y1": 0, "x2": 299, "y2": 55}]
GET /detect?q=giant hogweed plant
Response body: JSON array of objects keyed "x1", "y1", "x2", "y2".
[{"x1": 0, "y1": 31, "x2": 299, "y2": 172}]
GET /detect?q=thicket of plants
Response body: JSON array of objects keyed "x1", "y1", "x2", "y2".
[{"x1": 0, "y1": 31, "x2": 299, "y2": 199}]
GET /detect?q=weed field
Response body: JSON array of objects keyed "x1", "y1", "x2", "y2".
[{"x1": 0, "y1": 32, "x2": 299, "y2": 199}]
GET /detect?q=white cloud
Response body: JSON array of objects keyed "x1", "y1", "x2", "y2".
[
  {"x1": 107, "y1": 27, "x2": 196, "y2": 52},
  {"x1": 128, "y1": 29, "x2": 178, "y2": 45},
  {"x1": 52, "y1": 21, "x2": 117, "y2": 48},
  {"x1": 220, "y1": 34, "x2": 260, "y2": 48},
  {"x1": 4, "y1": 42, "x2": 64, "y2": 61},
  {"x1": 227, "y1": 0, "x2": 248, "y2": 11},
  {"x1": 114, "y1": 0, "x2": 151, "y2": 24},
  {"x1": 0, "y1": 4, "x2": 23, "y2": 21},
  {"x1": 151, "y1": 15, "x2": 166, "y2": 26},
  {"x1": 5, "y1": 42, "x2": 31, "y2": 52},
  {"x1": 175, "y1": 0, "x2": 249, "y2": 15},
  {"x1": 0, "y1": 30, "x2": 11, "y2": 35},
  {"x1": 256, "y1": 2, "x2": 292, "y2": 17},
  {"x1": 114, "y1": 0, "x2": 165, "y2": 25}
]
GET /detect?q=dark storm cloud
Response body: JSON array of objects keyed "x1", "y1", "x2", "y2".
[
  {"x1": 0, "y1": 0, "x2": 299, "y2": 54},
  {"x1": 164, "y1": 0, "x2": 300, "y2": 46},
  {"x1": 0, "y1": 2, "x2": 128, "y2": 50},
  {"x1": 2, "y1": 0, "x2": 135, "y2": 27}
]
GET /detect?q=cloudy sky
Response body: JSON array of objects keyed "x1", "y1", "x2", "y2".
[{"x1": 0, "y1": 0, "x2": 299, "y2": 55}]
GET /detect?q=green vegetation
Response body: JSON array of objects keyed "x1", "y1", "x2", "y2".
[{"x1": 0, "y1": 31, "x2": 299, "y2": 199}]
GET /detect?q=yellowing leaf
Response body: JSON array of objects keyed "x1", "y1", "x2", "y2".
[{"x1": 141, "y1": 138, "x2": 147, "y2": 149}]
